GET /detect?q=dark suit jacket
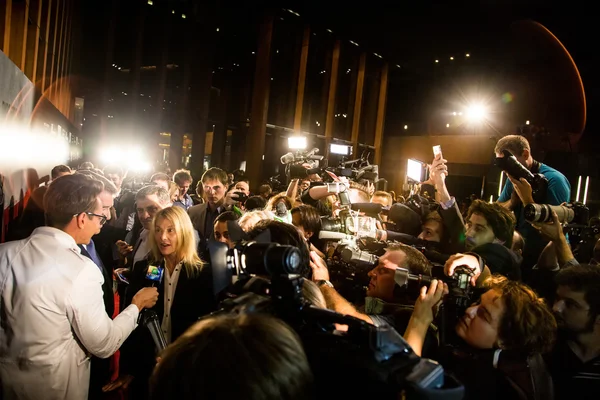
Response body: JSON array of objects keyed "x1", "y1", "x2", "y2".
[
  {"x1": 120, "y1": 259, "x2": 216, "y2": 395},
  {"x1": 188, "y1": 203, "x2": 210, "y2": 240},
  {"x1": 79, "y1": 225, "x2": 126, "y2": 398},
  {"x1": 189, "y1": 203, "x2": 231, "y2": 253}
]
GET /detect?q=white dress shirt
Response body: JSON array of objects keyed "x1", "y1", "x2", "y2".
[
  {"x1": 0, "y1": 227, "x2": 140, "y2": 400},
  {"x1": 161, "y1": 262, "x2": 183, "y2": 344},
  {"x1": 133, "y1": 229, "x2": 150, "y2": 266}
]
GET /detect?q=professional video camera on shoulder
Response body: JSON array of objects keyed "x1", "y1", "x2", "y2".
[
  {"x1": 495, "y1": 149, "x2": 548, "y2": 202},
  {"x1": 280, "y1": 136, "x2": 325, "y2": 180},
  {"x1": 206, "y1": 234, "x2": 464, "y2": 399}
]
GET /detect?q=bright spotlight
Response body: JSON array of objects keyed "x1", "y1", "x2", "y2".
[
  {"x1": 100, "y1": 148, "x2": 124, "y2": 165},
  {"x1": 465, "y1": 104, "x2": 488, "y2": 122},
  {"x1": 330, "y1": 143, "x2": 351, "y2": 155},
  {"x1": 288, "y1": 136, "x2": 307, "y2": 150}
]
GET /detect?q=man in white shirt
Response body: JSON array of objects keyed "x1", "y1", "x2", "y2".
[{"x1": 0, "y1": 173, "x2": 159, "y2": 400}]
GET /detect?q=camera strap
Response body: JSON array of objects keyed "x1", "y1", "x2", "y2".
[{"x1": 530, "y1": 159, "x2": 541, "y2": 174}]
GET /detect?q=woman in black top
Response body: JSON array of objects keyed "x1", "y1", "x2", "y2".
[{"x1": 105, "y1": 206, "x2": 216, "y2": 397}]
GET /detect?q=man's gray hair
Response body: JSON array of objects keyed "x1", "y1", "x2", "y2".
[
  {"x1": 136, "y1": 185, "x2": 171, "y2": 205},
  {"x1": 76, "y1": 170, "x2": 118, "y2": 195}
]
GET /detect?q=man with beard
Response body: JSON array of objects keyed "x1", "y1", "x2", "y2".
[{"x1": 547, "y1": 264, "x2": 600, "y2": 399}]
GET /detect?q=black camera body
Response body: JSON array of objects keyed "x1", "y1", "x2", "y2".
[
  {"x1": 495, "y1": 149, "x2": 548, "y2": 203},
  {"x1": 394, "y1": 266, "x2": 476, "y2": 346},
  {"x1": 206, "y1": 239, "x2": 463, "y2": 398},
  {"x1": 230, "y1": 191, "x2": 249, "y2": 204}
]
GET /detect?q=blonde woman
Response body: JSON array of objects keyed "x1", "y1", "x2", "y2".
[{"x1": 112, "y1": 207, "x2": 216, "y2": 397}]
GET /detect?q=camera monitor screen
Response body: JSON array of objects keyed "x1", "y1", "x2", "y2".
[{"x1": 407, "y1": 159, "x2": 426, "y2": 183}]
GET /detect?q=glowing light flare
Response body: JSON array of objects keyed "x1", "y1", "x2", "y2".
[
  {"x1": 0, "y1": 126, "x2": 69, "y2": 170},
  {"x1": 501, "y1": 92, "x2": 514, "y2": 104},
  {"x1": 465, "y1": 104, "x2": 488, "y2": 122},
  {"x1": 100, "y1": 147, "x2": 125, "y2": 165},
  {"x1": 288, "y1": 136, "x2": 307, "y2": 150}
]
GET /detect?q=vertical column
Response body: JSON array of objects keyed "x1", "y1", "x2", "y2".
[
  {"x1": 19, "y1": 0, "x2": 29, "y2": 70},
  {"x1": 374, "y1": 63, "x2": 388, "y2": 165},
  {"x1": 188, "y1": 1, "x2": 216, "y2": 178},
  {"x1": 293, "y1": 25, "x2": 310, "y2": 131},
  {"x1": 211, "y1": 82, "x2": 229, "y2": 168},
  {"x1": 58, "y1": 0, "x2": 70, "y2": 114},
  {"x1": 48, "y1": 0, "x2": 60, "y2": 97},
  {"x1": 129, "y1": 5, "x2": 145, "y2": 132},
  {"x1": 324, "y1": 40, "x2": 340, "y2": 158},
  {"x1": 41, "y1": 0, "x2": 53, "y2": 92},
  {"x1": 29, "y1": 0, "x2": 44, "y2": 83},
  {"x1": 8, "y1": 0, "x2": 25, "y2": 68},
  {"x1": 53, "y1": 0, "x2": 66, "y2": 106},
  {"x1": 245, "y1": 14, "x2": 273, "y2": 190},
  {"x1": 169, "y1": 60, "x2": 191, "y2": 172},
  {"x1": 100, "y1": 0, "x2": 118, "y2": 139},
  {"x1": 3, "y1": 0, "x2": 12, "y2": 54},
  {"x1": 153, "y1": 13, "x2": 171, "y2": 144},
  {"x1": 350, "y1": 53, "x2": 366, "y2": 157}
]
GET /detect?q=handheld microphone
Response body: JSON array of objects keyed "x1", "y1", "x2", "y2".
[
  {"x1": 145, "y1": 264, "x2": 164, "y2": 287},
  {"x1": 141, "y1": 310, "x2": 168, "y2": 352}
]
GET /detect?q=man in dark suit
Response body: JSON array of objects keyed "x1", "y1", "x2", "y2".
[
  {"x1": 76, "y1": 171, "x2": 127, "y2": 399},
  {"x1": 188, "y1": 168, "x2": 231, "y2": 252}
]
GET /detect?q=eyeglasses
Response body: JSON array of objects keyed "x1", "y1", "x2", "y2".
[{"x1": 73, "y1": 212, "x2": 107, "y2": 225}]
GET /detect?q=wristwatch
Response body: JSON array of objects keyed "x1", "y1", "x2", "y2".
[{"x1": 316, "y1": 279, "x2": 334, "y2": 288}]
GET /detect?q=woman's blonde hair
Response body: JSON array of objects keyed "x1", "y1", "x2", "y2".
[
  {"x1": 302, "y1": 279, "x2": 327, "y2": 309},
  {"x1": 265, "y1": 193, "x2": 292, "y2": 212},
  {"x1": 150, "y1": 206, "x2": 203, "y2": 277},
  {"x1": 168, "y1": 181, "x2": 180, "y2": 202}
]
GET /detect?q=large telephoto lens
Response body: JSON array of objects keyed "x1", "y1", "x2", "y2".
[
  {"x1": 524, "y1": 203, "x2": 574, "y2": 223},
  {"x1": 238, "y1": 242, "x2": 301, "y2": 276}
]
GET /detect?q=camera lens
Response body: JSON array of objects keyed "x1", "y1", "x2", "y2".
[
  {"x1": 321, "y1": 217, "x2": 343, "y2": 233},
  {"x1": 524, "y1": 203, "x2": 551, "y2": 222},
  {"x1": 264, "y1": 245, "x2": 301, "y2": 275},
  {"x1": 237, "y1": 242, "x2": 302, "y2": 276},
  {"x1": 524, "y1": 204, "x2": 575, "y2": 224}
]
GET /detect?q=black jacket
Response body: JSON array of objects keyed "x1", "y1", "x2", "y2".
[{"x1": 120, "y1": 259, "x2": 216, "y2": 393}]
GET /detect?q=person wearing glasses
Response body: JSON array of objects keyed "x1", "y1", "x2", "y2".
[{"x1": 0, "y1": 173, "x2": 159, "y2": 400}]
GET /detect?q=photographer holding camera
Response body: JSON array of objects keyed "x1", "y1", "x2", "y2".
[
  {"x1": 310, "y1": 243, "x2": 439, "y2": 352},
  {"x1": 427, "y1": 152, "x2": 522, "y2": 280},
  {"x1": 404, "y1": 274, "x2": 556, "y2": 399},
  {"x1": 495, "y1": 135, "x2": 571, "y2": 274}
]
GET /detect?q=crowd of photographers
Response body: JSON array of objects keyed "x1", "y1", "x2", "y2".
[{"x1": 1, "y1": 134, "x2": 599, "y2": 400}]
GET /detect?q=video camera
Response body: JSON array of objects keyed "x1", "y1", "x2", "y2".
[
  {"x1": 206, "y1": 236, "x2": 464, "y2": 399},
  {"x1": 494, "y1": 149, "x2": 548, "y2": 203},
  {"x1": 327, "y1": 152, "x2": 386, "y2": 189},
  {"x1": 281, "y1": 148, "x2": 325, "y2": 180}
]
